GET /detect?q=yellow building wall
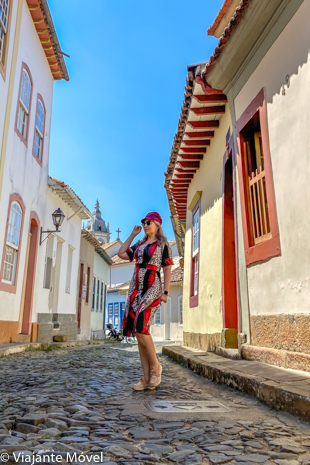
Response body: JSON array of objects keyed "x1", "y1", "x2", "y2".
[{"x1": 182, "y1": 109, "x2": 232, "y2": 349}]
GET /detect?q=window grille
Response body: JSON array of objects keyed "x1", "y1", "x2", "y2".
[
  {"x1": 34, "y1": 99, "x2": 44, "y2": 159},
  {"x1": 3, "y1": 201, "x2": 21, "y2": 284}
]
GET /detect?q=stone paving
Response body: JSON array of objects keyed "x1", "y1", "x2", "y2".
[{"x1": 0, "y1": 343, "x2": 310, "y2": 465}]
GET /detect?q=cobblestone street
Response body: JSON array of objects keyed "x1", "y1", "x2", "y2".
[{"x1": 0, "y1": 343, "x2": 310, "y2": 465}]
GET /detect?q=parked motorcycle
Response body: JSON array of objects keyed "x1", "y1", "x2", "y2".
[{"x1": 107, "y1": 323, "x2": 124, "y2": 341}]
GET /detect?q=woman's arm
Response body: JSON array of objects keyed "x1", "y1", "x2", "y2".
[
  {"x1": 118, "y1": 225, "x2": 142, "y2": 260},
  {"x1": 160, "y1": 265, "x2": 172, "y2": 303}
]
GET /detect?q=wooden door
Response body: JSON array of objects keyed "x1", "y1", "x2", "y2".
[
  {"x1": 21, "y1": 216, "x2": 39, "y2": 335},
  {"x1": 222, "y1": 157, "x2": 238, "y2": 348},
  {"x1": 77, "y1": 262, "x2": 84, "y2": 329}
]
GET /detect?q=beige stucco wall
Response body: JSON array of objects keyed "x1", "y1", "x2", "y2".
[
  {"x1": 182, "y1": 109, "x2": 232, "y2": 336},
  {"x1": 233, "y1": 0, "x2": 310, "y2": 317}
]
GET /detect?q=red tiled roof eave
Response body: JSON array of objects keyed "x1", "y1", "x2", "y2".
[
  {"x1": 207, "y1": 0, "x2": 235, "y2": 36},
  {"x1": 202, "y1": 0, "x2": 251, "y2": 78},
  {"x1": 26, "y1": 0, "x2": 69, "y2": 81},
  {"x1": 164, "y1": 1, "x2": 250, "y2": 252}
]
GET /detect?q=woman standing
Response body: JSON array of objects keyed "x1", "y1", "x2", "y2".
[{"x1": 118, "y1": 212, "x2": 174, "y2": 391}]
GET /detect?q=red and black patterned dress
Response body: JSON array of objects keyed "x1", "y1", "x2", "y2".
[{"x1": 122, "y1": 241, "x2": 174, "y2": 336}]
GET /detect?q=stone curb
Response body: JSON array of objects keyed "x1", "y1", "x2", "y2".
[
  {"x1": 241, "y1": 344, "x2": 310, "y2": 373},
  {"x1": 0, "y1": 340, "x2": 110, "y2": 358},
  {"x1": 162, "y1": 344, "x2": 310, "y2": 423}
]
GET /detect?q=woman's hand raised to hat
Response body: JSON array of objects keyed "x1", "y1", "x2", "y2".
[{"x1": 131, "y1": 225, "x2": 142, "y2": 237}]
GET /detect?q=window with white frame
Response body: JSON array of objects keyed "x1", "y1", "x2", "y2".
[
  {"x1": 191, "y1": 202, "x2": 200, "y2": 303},
  {"x1": 3, "y1": 201, "x2": 22, "y2": 284},
  {"x1": 43, "y1": 236, "x2": 53, "y2": 289},
  {"x1": 92, "y1": 277, "x2": 96, "y2": 311},
  {"x1": 154, "y1": 306, "x2": 161, "y2": 325},
  {"x1": 193, "y1": 208, "x2": 199, "y2": 296},
  {"x1": 0, "y1": 0, "x2": 9, "y2": 63},
  {"x1": 96, "y1": 279, "x2": 100, "y2": 312},
  {"x1": 65, "y1": 246, "x2": 73, "y2": 293},
  {"x1": 178, "y1": 295, "x2": 183, "y2": 325},
  {"x1": 103, "y1": 283, "x2": 107, "y2": 316},
  {"x1": 86, "y1": 266, "x2": 90, "y2": 303},
  {"x1": 100, "y1": 282, "x2": 103, "y2": 312},
  {"x1": 114, "y1": 303, "x2": 119, "y2": 326},
  {"x1": 108, "y1": 303, "x2": 113, "y2": 324},
  {"x1": 17, "y1": 68, "x2": 31, "y2": 139},
  {"x1": 34, "y1": 99, "x2": 44, "y2": 160}
]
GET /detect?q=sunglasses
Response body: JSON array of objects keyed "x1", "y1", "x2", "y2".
[{"x1": 142, "y1": 220, "x2": 153, "y2": 226}]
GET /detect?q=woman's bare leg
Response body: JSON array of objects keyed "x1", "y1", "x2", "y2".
[
  {"x1": 136, "y1": 336, "x2": 151, "y2": 383},
  {"x1": 136, "y1": 333, "x2": 159, "y2": 383}
]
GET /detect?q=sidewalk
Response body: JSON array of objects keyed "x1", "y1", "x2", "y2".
[
  {"x1": 0, "y1": 340, "x2": 108, "y2": 358},
  {"x1": 163, "y1": 344, "x2": 310, "y2": 423}
]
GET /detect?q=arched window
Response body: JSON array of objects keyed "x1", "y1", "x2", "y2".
[
  {"x1": 3, "y1": 201, "x2": 22, "y2": 284},
  {"x1": 34, "y1": 98, "x2": 45, "y2": 160},
  {"x1": 16, "y1": 67, "x2": 31, "y2": 140}
]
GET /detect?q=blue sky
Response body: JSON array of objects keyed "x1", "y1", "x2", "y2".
[{"x1": 48, "y1": 0, "x2": 222, "y2": 243}]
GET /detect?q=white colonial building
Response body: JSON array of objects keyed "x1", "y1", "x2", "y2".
[{"x1": 0, "y1": 0, "x2": 90, "y2": 344}]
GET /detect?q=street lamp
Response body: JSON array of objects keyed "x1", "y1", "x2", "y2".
[{"x1": 40, "y1": 208, "x2": 65, "y2": 245}]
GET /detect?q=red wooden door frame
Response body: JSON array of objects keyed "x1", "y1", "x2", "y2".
[
  {"x1": 77, "y1": 262, "x2": 84, "y2": 329},
  {"x1": 222, "y1": 142, "x2": 239, "y2": 345},
  {"x1": 21, "y1": 213, "x2": 40, "y2": 334}
]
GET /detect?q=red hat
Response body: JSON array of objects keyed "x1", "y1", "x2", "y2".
[{"x1": 141, "y1": 211, "x2": 162, "y2": 225}]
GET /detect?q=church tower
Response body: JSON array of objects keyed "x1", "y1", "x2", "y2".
[{"x1": 86, "y1": 200, "x2": 111, "y2": 244}]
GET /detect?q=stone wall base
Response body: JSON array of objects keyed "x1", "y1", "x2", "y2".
[
  {"x1": 92, "y1": 330, "x2": 106, "y2": 340},
  {"x1": 241, "y1": 344, "x2": 310, "y2": 373},
  {"x1": 183, "y1": 331, "x2": 221, "y2": 351},
  {"x1": 250, "y1": 313, "x2": 310, "y2": 354},
  {"x1": 37, "y1": 313, "x2": 77, "y2": 344}
]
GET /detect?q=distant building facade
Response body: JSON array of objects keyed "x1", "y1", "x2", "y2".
[{"x1": 77, "y1": 230, "x2": 112, "y2": 341}]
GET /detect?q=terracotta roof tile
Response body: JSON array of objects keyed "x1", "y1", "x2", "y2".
[
  {"x1": 164, "y1": 0, "x2": 250, "y2": 255},
  {"x1": 107, "y1": 280, "x2": 131, "y2": 292},
  {"x1": 102, "y1": 239, "x2": 121, "y2": 250},
  {"x1": 26, "y1": 0, "x2": 69, "y2": 81},
  {"x1": 207, "y1": 0, "x2": 235, "y2": 36},
  {"x1": 170, "y1": 265, "x2": 182, "y2": 284},
  {"x1": 203, "y1": 0, "x2": 251, "y2": 77},
  {"x1": 111, "y1": 254, "x2": 131, "y2": 265}
]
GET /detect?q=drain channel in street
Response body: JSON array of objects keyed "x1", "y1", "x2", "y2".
[{"x1": 144, "y1": 400, "x2": 230, "y2": 413}]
